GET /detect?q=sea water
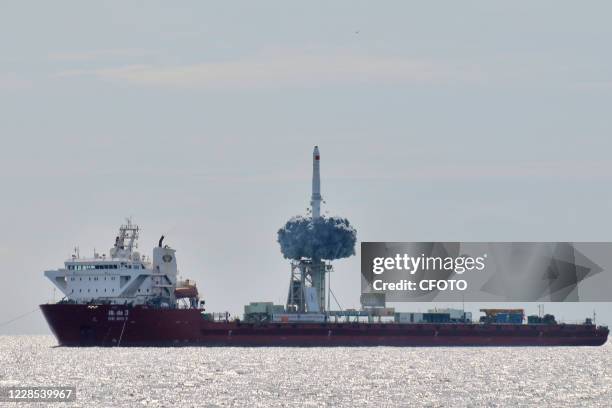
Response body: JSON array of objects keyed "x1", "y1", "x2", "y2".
[{"x1": 0, "y1": 335, "x2": 610, "y2": 407}]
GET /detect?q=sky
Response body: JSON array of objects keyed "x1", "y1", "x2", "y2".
[{"x1": 1, "y1": 1, "x2": 612, "y2": 334}]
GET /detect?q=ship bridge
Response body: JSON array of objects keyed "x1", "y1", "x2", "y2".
[{"x1": 43, "y1": 220, "x2": 195, "y2": 307}]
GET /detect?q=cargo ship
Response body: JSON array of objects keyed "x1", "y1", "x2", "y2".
[
  {"x1": 41, "y1": 220, "x2": 608, "y2": 347},
  {"x1": 40, "y1": 147, "x2": 608, "y2": 346}
]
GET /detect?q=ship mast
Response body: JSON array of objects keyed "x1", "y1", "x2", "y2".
[{"x1": 113, "y1": 218, "x2": 139, "y2": 257}]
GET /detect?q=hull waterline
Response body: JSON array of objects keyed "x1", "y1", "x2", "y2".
[{"x1": 41, "y1": 304, "x2": 609, "y2": 347}]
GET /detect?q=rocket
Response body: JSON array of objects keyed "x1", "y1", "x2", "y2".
[{"x1": 311, "y1": 146, "x2": 322, "y2": 219}]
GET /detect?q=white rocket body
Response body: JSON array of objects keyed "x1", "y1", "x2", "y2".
[{"x1": 311, "y1": 146, "x2": 322, "y2": 219}]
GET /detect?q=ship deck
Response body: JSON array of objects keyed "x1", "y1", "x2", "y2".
[{"x1": 40, "y1": 304, "x2": 609, "y2": 347}]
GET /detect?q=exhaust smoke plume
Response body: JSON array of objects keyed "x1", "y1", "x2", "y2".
[{"x1": 277, "y1": 215, "x2": 357, "y2": 261}]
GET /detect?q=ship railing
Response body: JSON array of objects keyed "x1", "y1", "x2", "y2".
[{"x1": 211, "y1": 312, "x2": 231, "y2": 322}]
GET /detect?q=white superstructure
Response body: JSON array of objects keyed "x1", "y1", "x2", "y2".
[{"x1": 44, "y1": 220, "x2": 193, "y2": 306}]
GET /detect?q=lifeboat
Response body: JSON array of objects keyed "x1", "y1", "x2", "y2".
[{"x1": 175, "y1": 280, "x2": 199, "y2": 299}]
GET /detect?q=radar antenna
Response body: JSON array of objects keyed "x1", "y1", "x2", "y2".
[{"x1": 112, "y1": 218, "x2": 140, "y2": 257}]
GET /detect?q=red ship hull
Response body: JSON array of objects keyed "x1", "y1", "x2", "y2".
[{"x1": 41, "y1": 304, "x2": 609, "y2": 347}]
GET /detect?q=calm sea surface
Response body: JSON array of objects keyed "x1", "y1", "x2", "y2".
[{"x1": 0, "y1": 335, "x2": 610, "y2": 407}]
